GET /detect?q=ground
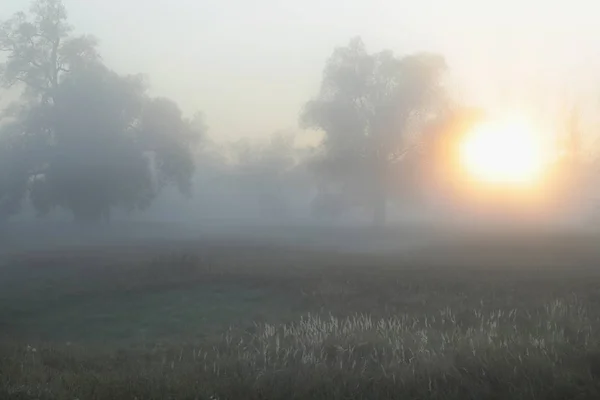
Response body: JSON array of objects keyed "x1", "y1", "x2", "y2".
[{"x1": 1, "y1": 227, "x2": 600, "y2": 399}]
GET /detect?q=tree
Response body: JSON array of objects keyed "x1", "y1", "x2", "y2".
[
  {"x1": 301, "y1": 37, "x2": 448, "y2": 225},
  {"x1": 0, "y1": 0, "x2": 98, "y2": 103},
  {"x1": 140, "y1": 98, "x2": 203, "y2": 197},
  {"x1": 0, "y1": 0, "x2": 204, "y2": 222},
  {"x1": 25, "y1": 66, "x2": 153, "y2": 222},
  {"x1": 228, "y1": 132, "x2": 302, "y2": 220}
]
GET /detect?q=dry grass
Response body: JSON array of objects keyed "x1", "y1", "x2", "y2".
[{"x1": 2, "y1": 228, "x2": 600, "y2": 399}]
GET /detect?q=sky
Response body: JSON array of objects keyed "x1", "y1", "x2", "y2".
[{"x1": 2, "y1": 0, "x2": 600, "y2": 145}]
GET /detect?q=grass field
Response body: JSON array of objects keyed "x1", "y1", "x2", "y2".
[{"x1": 2, "y1": 228, "x2": 600, "y2": 399}]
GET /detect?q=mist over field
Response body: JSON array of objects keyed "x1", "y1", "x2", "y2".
[
  {"x1": 1, "y1": 1, "x2": 599, "y2": 248},
  {"x1": 3, "y1": 1, "x2": 600, "y2": 399}
]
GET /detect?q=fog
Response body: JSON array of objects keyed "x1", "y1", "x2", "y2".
[
  {"x1": 7, "y1": 4, "x2": 600, "y2": 398},
  {"x1": 3, "y1": 0, "x2": 600, "y2": 143},
  {"x1": 2, "y1": 0, "x2": 600, "y2": 254}
]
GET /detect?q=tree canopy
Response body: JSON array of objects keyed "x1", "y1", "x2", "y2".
[
  {"x1": 0, "y1": 0, "x2": 204, "y2": 222},
  {"x1": 301, "y1": 37, "x2": 449, "y2": 225}
]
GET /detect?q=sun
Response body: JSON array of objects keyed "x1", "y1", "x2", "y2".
[{"x1": 458, "y1": 117, "x2": 549, "y2": 185}]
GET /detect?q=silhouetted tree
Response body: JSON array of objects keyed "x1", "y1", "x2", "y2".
[
  {"x1": 301, "y1": 37, "x2": 448, "y2": 225},
  {"x1": 228, "y1": 132, "x2": 307, "y2": 220},
  {"x1": 0, "y1": 0, "x2": 98, "y2": 102},
  {"x1": 0, "y1": 0, "x2": 204, "y2": 222}
]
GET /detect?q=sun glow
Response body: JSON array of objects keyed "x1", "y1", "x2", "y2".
[{"x1": 459, "y1": 117, "x2": 550, "y2": 185}]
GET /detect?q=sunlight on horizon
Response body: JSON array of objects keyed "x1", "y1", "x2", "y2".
[{"x1": 458, "y1": 116, "x2": 553, "y2": 186}]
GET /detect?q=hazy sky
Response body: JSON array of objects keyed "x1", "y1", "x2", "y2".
[{"x1": 2, "y1": 0, "x2": 599, "y2": 144}]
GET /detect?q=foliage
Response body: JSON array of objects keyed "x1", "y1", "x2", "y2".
[
  {"x1": 0, "y1": 0, "x2": 204, "y2": 222},
  {"x1": 0, "y1": 0, "x2": 98, "y2": 101},
  {"x1": 301, "y1": 37, "x2": 449, "y2": 224}
]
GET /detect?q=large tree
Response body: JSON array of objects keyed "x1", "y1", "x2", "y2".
[
  {"x1": 301, "y1": 37, "x2": 448, "y2": 225},
  {"x1": 0, "y1": 0, "x2": 203, "y2": 222}
]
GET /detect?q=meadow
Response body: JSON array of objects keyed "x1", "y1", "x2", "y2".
[{"x1": 2, "y1": 227, "x2": 600, "y2": 399}]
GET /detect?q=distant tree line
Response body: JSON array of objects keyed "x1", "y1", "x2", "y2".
[{"x1": 0, "y1": 0, "x2": 513, "y2": 226}]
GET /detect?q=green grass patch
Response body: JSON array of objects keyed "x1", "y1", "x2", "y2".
[{"x1": 3, "y1": 233, "x2": 600, "y2": 399}]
